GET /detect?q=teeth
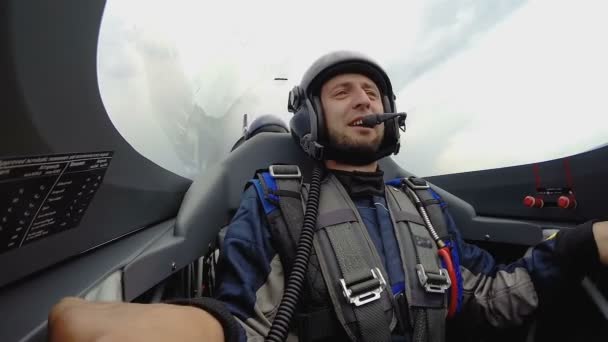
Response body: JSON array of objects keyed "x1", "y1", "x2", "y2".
[{"x1": 351, "y1": 120, "x2": 364, "y2": 126}]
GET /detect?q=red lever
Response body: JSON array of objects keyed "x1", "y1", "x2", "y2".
[
  {"x1": 558, "y1": 195, "x2": 577, "y2": 209},
  {"x1": 438, "y1": 247, "x2": 458, "y2": 318},
  {"x1": 523, "y1": 196, "x2": 544, "y2": 208}
]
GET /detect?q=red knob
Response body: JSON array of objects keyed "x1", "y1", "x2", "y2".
[
  {"x1": 558, "y1": 195, "x2": 577, "y2": 209},
  {"x1": 524, "y1": 196, "x2": 544, "y2": 208}
]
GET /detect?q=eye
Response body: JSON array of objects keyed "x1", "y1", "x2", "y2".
[
  {"x1": 333, "y1": 89, "x2": 347, "y2": 97},
  {"x1": 366, "y1": 90, "x2": 379, "y2": 98}
]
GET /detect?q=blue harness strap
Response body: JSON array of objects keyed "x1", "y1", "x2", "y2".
[
  {"x1": 386, "y1": 178, "x2": 402, "y2": 188},
  {"x1": 249, "y1": 178, "x2": 278, "y2": 215},
  {"x1": 260, "y1": 172, "x2": 280, "y2": 203},
  {"x1": 429, "y1": 188, "x2": 448, "y2": 209},
  {"x1": 392, "y1": 281, "x2": 406, "y2": 296}
]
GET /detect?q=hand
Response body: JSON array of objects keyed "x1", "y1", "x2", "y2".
[
  {"x1": 593, "y1": 221, "x2": 608, "y2": 265},
  {"x1": 49, "y1": 297, "x2": 224, "y2": 342}
]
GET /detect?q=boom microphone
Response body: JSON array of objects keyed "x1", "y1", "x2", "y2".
[{"x1": 360, "y1": 112, "x2": 407, "y2": 130}]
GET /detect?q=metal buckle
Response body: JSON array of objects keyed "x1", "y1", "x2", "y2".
[
  {"x1": 403, "y1": 177, "x2": 430, "y2": 190},
  {"x1": 269, "y1": 165, "x2": 302, "y2": 179},
  {"x1": 340, "y1": 268, "x2": 387, "y2": 307},
  {"x1": 416, "y1": 264, "x2": 451, "y2": 294}
]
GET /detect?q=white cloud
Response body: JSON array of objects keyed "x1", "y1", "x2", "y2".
[
  {"x1": 395, "y1": 0, "x2": 608, "y2": 176},
  {"x1": 98, "y1": 0, "x2": 608, "y2": 179}
]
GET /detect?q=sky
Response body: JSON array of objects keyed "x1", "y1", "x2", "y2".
[{"x1": 97, "y1": 0, "x2": 608, "y2": 178}]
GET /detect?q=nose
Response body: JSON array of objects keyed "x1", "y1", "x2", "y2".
[{"x1": 352, "y1": 87, "x2": 371, "y2": 111}]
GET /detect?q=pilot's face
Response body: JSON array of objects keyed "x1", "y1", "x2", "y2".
[{"x1": 320, "y1": 73, "x2": 385, "y2": 153}]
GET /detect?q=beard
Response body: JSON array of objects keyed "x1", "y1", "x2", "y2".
[{"x1": 325, "y1": 126, "x2": 384, "y2": 165}]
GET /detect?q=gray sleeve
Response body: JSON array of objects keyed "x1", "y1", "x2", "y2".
[
  {"x1": 459, "y1": 264, "x2": 538, "y2": 328},
  {"x1": 235, "y1": 255, "x2": 299, "y2": 342}
]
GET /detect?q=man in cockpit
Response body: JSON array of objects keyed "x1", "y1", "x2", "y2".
[{"x1": 49, "y1": 51, "x2": 608, "y2": 342}]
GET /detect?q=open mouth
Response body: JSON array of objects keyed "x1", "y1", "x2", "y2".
[{"x1": 348, "y1": 116, "x2": 369, "y2": 127}]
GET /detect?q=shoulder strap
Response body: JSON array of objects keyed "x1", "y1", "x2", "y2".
[
  {"x1": 250, "y1": 168, "x2": 455, "y2": 341},
  {"x1": 387, "y1": 176, "x2": 466, "y2": 341},
  {"x1": 398, "y1": 177, "x2": 463, "y2": 313},
  {"x1": 251, "y1": 165, "x2": 304, "y2": 277},
  {"x1": 251, "y1": 166, "x2": 331, "y2": 315},
  {"x1": 271, "y1": 165, "x2": 305, "y2": 277},
  {"x1": 312, "y1": 174, "x2": 394, "y2": 341},
  {"x1": 385, "y1": 180, "x2": 448, "y2": 342},
  {"x1": 258, "y1": 168, "x2": 395, "y2": 341}
]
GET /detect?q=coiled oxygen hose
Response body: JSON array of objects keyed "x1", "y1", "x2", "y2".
[{"x1": 265, "y1": 165, "x2": 324, "y2": 342}]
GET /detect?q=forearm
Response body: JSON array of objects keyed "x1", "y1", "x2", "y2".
[
  {"x1": 49, "y1": 298, "x2": 227, "y2": 342},
  {"x1": 454, "y1": 219, "x2": 602, "y2": 328}
]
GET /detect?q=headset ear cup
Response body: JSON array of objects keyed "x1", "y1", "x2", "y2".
[
  {"x1": 290, "y1": 105, "x2": 310, "y2": 141},
  {"x1": 302, "y1": 97, "x2": 317, "y2": 142},
  {"x1": 382, "y1": 95, "x2": 395, "y2": 113},
  {"x1": 288, "y1": 86, "x2": 301, "y2": 113},
  {"x1": 311, "y1": 96, "x2": 326, "y2": 143}
]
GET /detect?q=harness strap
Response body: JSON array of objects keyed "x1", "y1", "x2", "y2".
[
  {"x1": 404, "y1": 177, "x2": 462, "y2": 317},
  {"x1": 326, "y1": 223, "x2": 391, "y2": 341},
  {"x1": 393, "y1": 211, "x2": 425, "y2": 226},
  {"x1": 314, "y1": 175, "x2": 394, "y2": 341},
  {"x1": 272, "y1": 189, "x2": 300, "y2": 198},
  {"x1": 427, "y1": 308, "x2": 447, "y2": 342},
  {"x1": 410, "y1": 307, "x2": 451, "y2": 342},
  {"x1": 406, "y1": 177, "x2": 449, "y2": 240},
  {"x1": 254, "y1": 167, "x2": 391, "y2": 340},
  {"x1": 296, "y1": 308, "x2": 342, "y2": 341},
  {"x1": 386, "y1": 183, "x2": 448, "y2": 342},
  {"x1": 251, "y1": 167, "x2": 458, "y2": 341},
  {"x1": 316, "y1": 209, "x2": 357, "y2": 229},
  {"x1": 260, "y1": 167, "x2": 304, "y2": 277}
]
